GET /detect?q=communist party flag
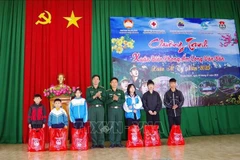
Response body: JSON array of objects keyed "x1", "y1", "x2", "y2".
[{"x1": 23, "y1": 0, "x2": 92, "y2": 143}]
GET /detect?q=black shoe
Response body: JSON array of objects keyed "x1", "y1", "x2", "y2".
[
  {"x1": 98, "y1": 145, "x2": 105, "y2": 148},
  {"x1": 109, "y1": 144, "x2": 115, "y2": 148},
  {"x1": 115, "y1": 144, "x2": 124, "y2": 148},
  {"x1": 91, "y1": 145, "x2": 98, "y2": 149}
]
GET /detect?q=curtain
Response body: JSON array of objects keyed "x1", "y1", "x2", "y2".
[
  {"x1": 92, "y1": 0, "x2": 240, "y2": 139},
  {"x1": 0, "y1": 0, "x2": 25, "y2": 143},
  {"x1": 23, "y1": 0, "x2": 92, "y2": 143}
]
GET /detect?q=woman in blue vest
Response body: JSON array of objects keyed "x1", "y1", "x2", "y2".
[{"x1": 123, "y1": 84, "x2": 142, "y2": 126}]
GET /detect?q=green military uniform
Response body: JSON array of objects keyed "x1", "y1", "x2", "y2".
[
  {"x1": 86, "y1": 85, "x2": 106, "y2": 146},
  {"x1": 106, "y1": 88, "x2": 125, "y2": 145}
]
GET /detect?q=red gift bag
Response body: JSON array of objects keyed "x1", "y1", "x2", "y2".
[
  {"x1": 126, "y1": 125, "x2": 143, "y2": 148},
  {"x1": 167, "y1": 125, "x2": 185, "y2": 145},
  {"x1": 144, "y1": 125, "x2": 161, "y2": 147},
  {"x1": 49, "y1": 128, "x2": 68, "y2": 151},
  {"x1": 28, "y1": 128, "x2": 45, "y2": 152},
  {"x1": 71, "y1": 127, "x2": 88, "y2": 151}
]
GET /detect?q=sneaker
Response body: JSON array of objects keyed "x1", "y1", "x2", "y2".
[
  {"x1": 98, "y1": 145, "x2": 105, "y2": 148},
  {"x1": 109, "y1": 144, "x2": 115, "y2": 148},
  {"x1": 115, "y1": 144, "x2": 124, "y2": 148},
  {"x1": 91, "y1": 145, "x2": 98, "y2": 149}
]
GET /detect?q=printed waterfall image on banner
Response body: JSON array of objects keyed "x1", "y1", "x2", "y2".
[{"x1": 110, "y1": 17, "x2": 240, "y2": 107}]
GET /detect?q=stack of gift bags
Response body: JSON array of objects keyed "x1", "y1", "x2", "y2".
[
  {"x1": 126, "y1": 124, "x2": 185, "y2": 148},
  {"x1": 28, "y1": 127, "x2": 88, "y2": 152},
  {"x1": 28, "y1": 124, "x2": 185, "y2": 151}
]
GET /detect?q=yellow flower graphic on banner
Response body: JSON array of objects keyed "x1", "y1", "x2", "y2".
[
  {"x1": 111, "y1": 35, "x2": 135, "y2": 54},
  {"x1": 116, "y1": 47, "x2": 123, "y2": 53}
]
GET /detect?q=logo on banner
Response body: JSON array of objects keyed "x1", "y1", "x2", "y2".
[
  {"x1": 219, "y1": 21, "x2": 226, "y2": 30},
  {"x1": 35, "y1": 10, "x2": 52, "y2": 25},
  {"x1": 123, "y1": 19, "x2": 134, "y2": 29},
  {"x1": 177, "y1": 20, "x2": 185, "y2": 29},
  {"x1": 149, "y1": 20, "x2": 158, "y2": 29},
  {"x1": 201, "y1": 22, "x2": 209, "y2": 30}
]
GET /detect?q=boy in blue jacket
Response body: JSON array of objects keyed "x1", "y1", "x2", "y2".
[
  {"x1": 48, "y1": 98, "x2": 68, "y2": 128},
  {"x1": 69, "y1": 88, "x2": 88, "y2": 129}
]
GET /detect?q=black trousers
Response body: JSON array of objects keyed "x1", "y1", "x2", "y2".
[
  {"x1": 168, "y1": 116, "x2": 181, "y2": 131},
  {"x1": 126, "y1": 113, "x2": 139, "y2": 127},
  {"x1": 31, "y1": 124, "x2": 43, "y2": 128},
  {"x1": 51, "y1": 123, "x2": 65, "y2": 128},
  {"x1": 73, "y1": 118, "x2": 84, "y2": 129},
  {"x1": 146, "y1": 112, "x2": 160, "y2": 125}
]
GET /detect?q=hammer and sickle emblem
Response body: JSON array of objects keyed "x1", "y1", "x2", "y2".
[{"x1": 35, "y1": 10, "x2": 51, "y2": 25}]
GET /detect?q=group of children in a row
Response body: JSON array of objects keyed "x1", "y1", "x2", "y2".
[{"x1": 28, "y1": 76, "x2": 184, "y2": 148}]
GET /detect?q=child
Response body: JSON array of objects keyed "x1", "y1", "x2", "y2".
[
  {"x1": 69, "y1": 88, "x2": 88, "y2": 129},
  {"x1": 48, "y1": 98, "x2": 68, "y2": 128},
  {"x1": 28, "y1": 94, "x2": 47, "y2": 129},
  {"x1": 142, "y1": 80, "x2": 162, "y2": 125},
  {"x1": 123, "y1": 84, "x2": 142, "y2": 126},
  {"x1": 164, "y1": 78, "x2": 184, "y2": 131}
]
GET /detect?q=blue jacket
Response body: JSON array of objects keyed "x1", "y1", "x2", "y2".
[
  {"x1": 48, "y1": 108, "x2": 68, "y2": 127},
  {"x1": 123, "y1": 95, "x2": 142, "y2": 120},
  {"x1": 69, "y1": 97, "x2": 88, "y2": 123}
]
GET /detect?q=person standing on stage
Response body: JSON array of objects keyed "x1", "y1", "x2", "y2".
[
  {"x1": 69, "y1": 88, "x2": 88, "y2": 129},
  {"x1": 106, "y1": 77, "x2": 125, "y2": 148},
  {"x1": 163, "y1": 78, "x2": 184, "y2": 131},
  {"x1": 123, "y1": 84, "x2": 142, "y2": 127},
  {"x1": 86, "y1": 75, "x2": 106, "y2": 148},
  {"x1": 28, "y1": 94, "x2": 47, "y2": 129},
  {"x1": 142, "y1": 80, "x2": 162, "y2": 125}
]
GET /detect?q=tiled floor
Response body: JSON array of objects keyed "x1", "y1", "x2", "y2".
[{"x1": 0, "y1": 134, "x2": 240, "y2": 160}]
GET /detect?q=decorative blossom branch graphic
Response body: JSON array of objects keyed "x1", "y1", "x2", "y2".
[
  {"x1": 220, "y1": 32, "x2": 238, "y2": 47},
  {"x1": 111, "y1": 35, "x2": 135, "y2": 54}
]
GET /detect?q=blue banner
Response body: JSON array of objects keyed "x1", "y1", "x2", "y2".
[{"x1": 110, "y1": 17, "x2": 240, "y2": 107}]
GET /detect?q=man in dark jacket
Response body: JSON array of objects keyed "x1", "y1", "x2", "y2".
[
  {"x1": 142, "y1": 80, "x2": 162, "y2": 125},
  {"x1": 164, "y1": 78, "x2": 184, "y2": 131}
]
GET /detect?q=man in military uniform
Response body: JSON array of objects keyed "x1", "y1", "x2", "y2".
[
  {"x1": 129, "y1": 65, "x2": 142, "y2": 90},
  {"x1": 86, "y1": 75, "x2": 106, "y2": 148},
  {"x1": 106, "y1": 77, "x2": 125, "y2": 148}
]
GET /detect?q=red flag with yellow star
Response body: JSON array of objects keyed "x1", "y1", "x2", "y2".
[{"x1": 23, "y1": 0, "x2": 92, "y2": 142}]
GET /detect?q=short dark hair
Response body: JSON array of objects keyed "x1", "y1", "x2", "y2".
[
  {"x1": 110, "y1": 77, "x2": 118, "y2": 82},
  {"x1": 147, "y1": 79, "x2": 154, "y2": 86},
  {"x1": 169, "y1": 78, "x2": 177, "y2": 82},
  {"x1": 54, "y1": 98, "x2": 62, "y2": 103},
  {"x1": 34, "y1": 94, "x2": 42, "y2": 99},
  {"x1": 75, "y1": 88, "x2": 82, "y2": 93},
  {"x1": 127, "y1": 84, "x2": 137, "y2": 96},
  {"x1": 92, "y1": 74, "x2": 100, "y2": 80}
]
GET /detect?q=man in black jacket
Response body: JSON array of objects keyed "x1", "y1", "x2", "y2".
[
  {"x1": 164, "y1": 78, "x2": 184, "y2": 131},
  {"x1": 142, "y1": 80, "x2": 162, "y2": 125}
]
